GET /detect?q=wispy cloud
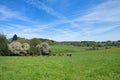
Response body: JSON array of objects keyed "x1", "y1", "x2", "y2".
[
  {"x1": 77, "y1": 0, "x2": 120, "y2": 22},
  {"x1": 26, "y1": 0, "x2": 67, "y2": 19},
  {"x1": 54, "y1": 0, "x2": 120, "y2": 40},
  {"x1": 0, "y1": 5, "x2": 31, "y2": 22},
  {"x1": 1, "y1": 0, "x2": 120, "y2": 41},
  {"x1": 82, "y1": 25, "x2": 120, "y2": 36}
]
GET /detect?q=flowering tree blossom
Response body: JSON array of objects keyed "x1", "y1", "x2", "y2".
[
  {"x1": 36, "y1": 44, "x2": 42, "y2": 54},
  {"x1": 8, "y1": 41, "x2": 22, "y2": 54},
  {"x1": 8, "y1": 42, "x2": 30, "y2": 54},
  {"x1": 22, "y1": 43, "x2": 30, "y2": 53},
  {"x1": 41, "y1": 42, "x2": 51, "y2": 55}
]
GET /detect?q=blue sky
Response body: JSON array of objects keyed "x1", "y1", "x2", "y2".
[{"x1": 0, "y1": 0, "x2": 120, "y2": 41}]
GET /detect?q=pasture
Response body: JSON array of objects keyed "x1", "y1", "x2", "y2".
[{"x1": 0, "y1": 45, "x2": 120, "y2": 80}]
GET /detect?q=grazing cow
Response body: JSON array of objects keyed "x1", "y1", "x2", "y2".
[
  {"x1": 35, "y1": 54, "x2": 39, "y2": 56},
  {"x1": 19, "y1": 53, "x2": 25, "y2": 56},
  {"x1": 52, "y1": 54, "x2": 56, "y2": 56},
  {"x1": 58, "y1": 53, "x2": 64, "y2": 56},
  {"x1": 48, "y1": 54, "x2": 51, "y2": 56},
  {"x1": 32, "y1": 54, "x2": 38, "y2": 56},
  {"x1": 26, "y1": 54, "x2": 30, "y2": 56},
  {"x1": 38, "y1": 54, "x2": 41, "y2": 56},
  {"x1": 67, "y1": 53, "x2": 72, "y2": 56}
]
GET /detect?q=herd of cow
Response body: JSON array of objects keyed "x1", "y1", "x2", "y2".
[{"x1": 18, "y1": 53, "x2": 72, "y2": 56}]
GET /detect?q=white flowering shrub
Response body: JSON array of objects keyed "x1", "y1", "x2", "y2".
[
  {"x1": 8, "y1": 41, "x2": 22, "y2": 54},
  {"x1": 22, "y1": 43, "x2": 30, "y2": 53},
  {"x1": 8, "y1": 42, "x2": 30, "y2": 54},
  {"x1": 36, "y1": 44, "x2": 41, "y2": 48},
  {"x1": 36, "y1": 44, "x2": 42, "y2": 54},
  {"x1": 41, "y1": 42, "x2": 51, "y2": 55}
]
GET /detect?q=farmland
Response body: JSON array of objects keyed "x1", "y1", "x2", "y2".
[{"x1": 0, "y1": 45, "x2": 120, "y2": 80}]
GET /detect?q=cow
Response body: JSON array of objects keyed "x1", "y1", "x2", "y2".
[
  {"x1": 66, "y1": 53, "x2": 72, "y2": 56},
  {"x1": 58, "y1": 53, "x2": 64, "y2": 56},
  {"x1": 19, "y1": 53, "x2": 25, "y2": 56},
  {"x1": 52, "y1": 54, "x2": 56, "y2": 56}
]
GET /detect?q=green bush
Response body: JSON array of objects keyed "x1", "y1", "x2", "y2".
[
  {"x1": 28, "y1": 46, "x2": 37, "y2": 54},
  {"x1": 0, "y1": 34, "x2": 9, "y2": 56}
]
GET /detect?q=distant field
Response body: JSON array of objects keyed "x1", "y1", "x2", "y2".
[
  {"x1": 51, "y1": 44, "x2": 87, "y2": 54},
  {"x1": 0, "y1": 46, "x2": 120, "y2": 80}
]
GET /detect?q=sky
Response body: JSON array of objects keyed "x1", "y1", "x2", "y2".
[{"x1": 0, "y1": 0, "x2": 120, "y2": 41}]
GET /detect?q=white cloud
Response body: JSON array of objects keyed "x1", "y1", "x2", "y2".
[
  {"x1": 26, "y1": 0, "x2": 67, "y2": 19},
  {"x1": 77, "y1": 0, "x2": 120, "y2": 22},
  {"x1": 1, "y1": 0, "x2": 120, "y2": 41},
  {"x1": 0, "y1": 5, "x2": 30, "y2": 21},
  {"x1": 82, "y1": 25, "x2": 120, "y2": 36}
]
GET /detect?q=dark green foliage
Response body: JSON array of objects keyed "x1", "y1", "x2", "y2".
[
  {"x1": 57, "y1": 40, "x2": 120, "y2": 48},
  {"x1": 12, "y1": 34, "x2": 18, "y2": 41},
  {"x1": 44, "y1": 40, "x2": 54, "y2": 45},
  {"x1": 90, "y1": 42, "x2": 99, "y2": 50},
  {"x1": 39, "y1": 38, "x2": 55, "y2": 43},
  {"x1": 28, "y1": 46, "x2": 37, "y2": 54},
  {"x1": 30, "y1": 38, "x2": 42, "y2": 47},
  {"x1": 36, "y1": 48, "x2": 42, "y2": 54},
  {"x1": 0, "y1": 34, "x2": 9, "y2": 56},
  {"x1": 36, "y1": 46, "x2": 42, "y2": 55}
]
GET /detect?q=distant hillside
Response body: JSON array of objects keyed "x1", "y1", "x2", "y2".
[{"x1": 39, "y1": 38, "x2": 56, "y2": 42}]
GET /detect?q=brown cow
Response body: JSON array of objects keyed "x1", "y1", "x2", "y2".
[
  {"x1": 58, "y1": 53, "x2": 64, "y2": 56},
  {"x1": 26, "y1": 54, "x2": 30, "y2": 56},
  {"x1": 66, "y1": 53, "x2": 72, "y2": 56},
  {"x1": 48, "y1": 54, "x2": 52, "y2": 56},
  {"x1": 32, "y1": 54, "x2": 38, "y2": 56},
  {"x1": 38, "y1": 54, "x2": 41, "y2": 56},
  {"x1": 52, "y1": 54, "x2": 56, "y2": 56},
  {"x1": 19, "y1": 53, "x2": 25, "y2": 56}
]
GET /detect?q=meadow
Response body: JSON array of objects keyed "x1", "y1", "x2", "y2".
[{"x1": 0, "y1": 45, "x2": 120, "y2": 80}]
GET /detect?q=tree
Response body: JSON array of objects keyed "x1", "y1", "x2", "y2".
[
  {"x1": 41, "y1": 42, "x2": 51, "y2": 55},
  {"x1": 8, "y1": 42, "x2": 30, "y2": 55},
  {"x1": 27, "y1": 46, "x2": 37, "y2": 54},
  {"x1": 44, "y1": 40, "x2": 53, "y2": 45},
  {"x1": 22, "y1": 43, "x2": 30, "y2": 53},
  {"x1": 36, "y1": 44, "x2": 42, "y2": 55},
  {"x1": 8, "y1": 41, "x2": 23, "y2": 54},
  {"x1": 12, "y1": 34, "x2": 18, "y2": 41},
  {"x1": 0, "y1": 34, "x2": 9, "y2": 56},
  {"x1": 17, "y1": 38, "x2": 30, "y2": 44},
  {"x1": 30, "y1": 38, "x2": 42, "y2": 47}
]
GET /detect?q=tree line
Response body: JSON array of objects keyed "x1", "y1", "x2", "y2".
[
  {"x1": 59, "y1": 41, "x2": 120, "y2": 47},
  {"x1": 0, "y1": 33, "x2": 120, "y2": 56},
  {"x1": 0, "y1": 34, "x2": 51, "y2": 56},
  {"x1": 58, "y1": 40, "x2": 120, "y2": 50}
]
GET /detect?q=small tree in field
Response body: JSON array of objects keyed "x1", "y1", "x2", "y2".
[{"x1": 41, "y1": 42, "x2": 51, "y2": 55}]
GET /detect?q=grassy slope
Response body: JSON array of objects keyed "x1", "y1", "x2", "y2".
[
  {"x1": 0, "y1": 46, "x2": 120, "y2": 80},
  {"x1": 51, "y1": 44, "x2": 87, "y2": 54}
]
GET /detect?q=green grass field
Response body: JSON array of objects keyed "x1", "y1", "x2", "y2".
[{"x1": 0, "y1": 45, "x2": 120, "y2": 80}]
